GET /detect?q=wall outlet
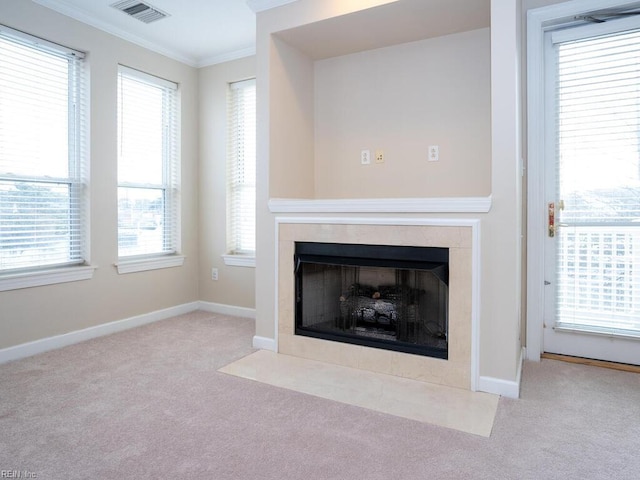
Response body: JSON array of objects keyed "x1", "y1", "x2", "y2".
[
  {"x1": 375, "y1": 150, "x2": 384, "y2": 163},
  {"x1": 428, "y1": 145, "x2": 439, "y2": 162},
  {"x1": 211, "y1": 268, "x2": 218, "y2": 281},
  {"x1": 361, "y1": 149, "x2": 371, "y2": 165}
]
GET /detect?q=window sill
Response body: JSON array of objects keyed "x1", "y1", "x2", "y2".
[
  {"x1": 115, "y1": 255, "x2": 185, "y2": 274},
  {"x1": 0, "y1": 265, "x2": 96, "y2": 292},
  {"x1": 222, "y1": 254, "x2": 256, "y2": 267}
]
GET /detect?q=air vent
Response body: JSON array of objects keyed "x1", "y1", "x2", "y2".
[{"x1": 111, "y1": 0, "x2": 170, "y2": 24}]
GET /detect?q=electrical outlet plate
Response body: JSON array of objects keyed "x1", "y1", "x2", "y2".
[
  {"x1": 361, "y1": 149, "x2": 371, "y2": 165},
  {"x1": 211, "y1": 268, "x2": 218, "y2": 280},
  {"x1": 375, "y1": 150, "x2": 384, "y2": 163},
  {"x1": 428, "y1": 145, "x2": 439, "y2": 162}
]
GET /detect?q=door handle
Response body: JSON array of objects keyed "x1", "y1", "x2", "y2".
[{"x1": 548, "y1": 201, "x2": 565, "y2": 237}]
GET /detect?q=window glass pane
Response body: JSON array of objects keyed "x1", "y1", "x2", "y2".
[
  {"x1": 118, "y1": 187, "x2": 165, "y2": 257},
  {"x1": 554, "y1": 27, "x2": 640, "y2": 334}
]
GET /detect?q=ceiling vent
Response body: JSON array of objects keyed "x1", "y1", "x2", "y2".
[{"x1": 111, "y1": 0, "x2": 170, "y2": 24}]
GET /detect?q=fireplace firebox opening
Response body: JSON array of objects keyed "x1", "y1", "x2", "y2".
[{"x1": 294, "y1": 242, "x2": 449, "y2": 359}]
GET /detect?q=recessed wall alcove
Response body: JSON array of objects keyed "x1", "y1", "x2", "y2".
[
  {"x1": 267, "y1": 0, "x2": 492, "y2": 202},
  {"x1": 257, "y1": 0, "x2": 524, "y2": 398}
]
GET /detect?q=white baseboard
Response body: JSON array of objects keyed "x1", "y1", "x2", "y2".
[
  {"x1": 477, "y1": 347, "x2": 525, "y2": 399},
  {"x1": 252, "y1": 335, "x2": 276, "y2": 351},
  {"x1": 0, "y1": 302, "x2": 200, "y2": 365},
  {"x1": 198, "y1": 301, "x2": 256, "y2": 319}
]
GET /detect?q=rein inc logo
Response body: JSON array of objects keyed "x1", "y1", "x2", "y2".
[{"x1": 1, "y1": 471, "x2": 37, "y2": 478}]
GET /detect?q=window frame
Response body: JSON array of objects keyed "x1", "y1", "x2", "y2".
[
  {"x1": 0, "y1": 24, "x2": 93, "y2": 291},
  {"x1": 115, "y1": 65, "x2": 184, "y2": 274}
]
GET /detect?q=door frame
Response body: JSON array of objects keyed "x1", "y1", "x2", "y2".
[{"x1": 525, "y1": 0, "x2": 640, "y2": 361}]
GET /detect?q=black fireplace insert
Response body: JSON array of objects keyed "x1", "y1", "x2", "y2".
[{"x1": 294, "y1": 242, "x2": 449, "y2": 359}]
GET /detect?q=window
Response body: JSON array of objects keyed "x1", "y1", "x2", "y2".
[
  {"x1": 117, "y1": 66, "x2": 180, "y2": 265},
  {"x1": 0, "y1": 25, "x2": 88, "y2": 280},
  {"x1": 226, "y1": 78, "x2": 256, "y2": 265}
]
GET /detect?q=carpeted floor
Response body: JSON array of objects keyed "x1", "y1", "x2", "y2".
[{"x1": 1, "y1": 310, "x2": 639, "y2": 479}]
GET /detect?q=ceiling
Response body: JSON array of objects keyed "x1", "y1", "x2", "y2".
[{"x1": 33, "y1": 0, "x2": 261, "y2": 67}]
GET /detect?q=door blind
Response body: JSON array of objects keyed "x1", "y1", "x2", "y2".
[{"x1": 553, "y1": 25, "x2": 640, "y2": 335}]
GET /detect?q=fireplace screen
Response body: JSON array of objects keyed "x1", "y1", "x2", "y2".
[{"x1": 295, "y1": 242, "x2": 449, "y2": 359}]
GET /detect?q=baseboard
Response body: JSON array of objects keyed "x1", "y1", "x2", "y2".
[
  {"x1": 252, "y1": 335, "x2": 276, "y2": 351},
  {"x1": 0, "y1": 302, "x2": 200, "y2": 365},
  {"x1": 198, "y1": 301, "x2": 256, "y2": 319},
  {"x1": 477, "y1": 347, "x2": 525, "y2": 399}
]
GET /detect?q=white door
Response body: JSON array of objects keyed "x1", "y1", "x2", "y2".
[{"x1": 543, "y1": 18, "x2": 640, "y2": 365}]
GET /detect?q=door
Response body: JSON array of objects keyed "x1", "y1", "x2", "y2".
[{"x1": 543, "y1": 18, "x2": 640, "y2": 365}]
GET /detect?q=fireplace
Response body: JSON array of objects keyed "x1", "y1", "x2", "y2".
[
  {"x1": 276, "y1": 221, "x2": 476, "y2": 390},
  {"x1": 295, "y1": 242, "x2": 449, "y2": 359}
]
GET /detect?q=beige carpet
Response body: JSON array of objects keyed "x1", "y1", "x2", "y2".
[
  {"x1": 1, "y1": 310, "x2": 639, "y2": 479},
  {"x1": 219, "y1": 350, "x2": 498, "y2": 437}
]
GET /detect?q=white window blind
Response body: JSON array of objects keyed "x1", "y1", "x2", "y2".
[
  {"x1": 552, "y1": 24, "x2": 640, "y2": 335},
  {"x1": 117, "y1": 66, "x2": 179, "y2": 258},
  {"x1": 227, "y1": 79, "x2": 256, "y2": 256},
  {"x1": 0, "y1": 25, "x2": 87, "y2": 273}
]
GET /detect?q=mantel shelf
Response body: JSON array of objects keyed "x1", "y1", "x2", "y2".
[{"x1": 268, "y1": 196, "x2": 492, "y2": 214}]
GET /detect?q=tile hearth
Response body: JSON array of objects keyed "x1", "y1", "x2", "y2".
[{"x1": 219, "y1": 350, "x2": 498, "y2": 437}]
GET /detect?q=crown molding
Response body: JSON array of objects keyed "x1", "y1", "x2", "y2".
[
  {"x1": 246, "y1": 0, "x2": 299, "y2": 13},
  {"x1": 197, "y1": 45, "x2": 256, "y2": 68}
]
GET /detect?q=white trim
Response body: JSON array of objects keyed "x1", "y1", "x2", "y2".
[
  {"x1": 115, "y1": 255, "x2": 185, "y2": 274},
  {"x1": 252, "y1": 335, "x2": 277, "y2": 351},
  {"x1": 269, "y1": 196, "x2": 492, "y2": 214},
  {"x1": 551, "y1": 15, "x2": 640, "y2": 44},
  {"x1": 274, "y1": 216, "x2": 481, "y2": 392},
  {"x1": 246, "y1": 0, "x2": 299, "y2": 13},
  {"x1": 525, "y1": 0, "x2": 640, "y2": 363},
  {"x1": 477, "y1": 375, "x2": 520, "y2": 399},
  {"x1": 119, "y1": 64, "x2": 177, "y2": 90},
  {"x1": 478, "y1": 347, "x2": 523, "y2": 398},
  {"x1": 198, "y1": 301, "x2": 256, "y2": 319},
  {"x1": 0, "y1": 302, "x2": 199, "y2": 364},
  {"x1": 222, "y1": 254, "x2": 256, "y2": 267},
  {"x1": 0, "y1": 265, "x2": 96, "y2": 292}
]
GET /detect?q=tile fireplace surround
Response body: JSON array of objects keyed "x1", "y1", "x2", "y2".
[{"x1": 276, "y1": 218, "x2": 480, "y2": 391}]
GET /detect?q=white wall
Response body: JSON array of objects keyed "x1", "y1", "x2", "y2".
[
  {"x1": 0, "y1": 0, "x2": 199, "y2": 349},
  {"x1": 198, "y1": 56, "x2": 256, "y2": 308}
]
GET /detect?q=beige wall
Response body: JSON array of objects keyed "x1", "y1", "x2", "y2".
[
  {"x1": 198, "y1": 57, "x2": 256, "y2": 308},
  {"x1": 0, "y1": 0, "x2": 199, "y2": 349},
  {"x1": 314, "y1": 28, "x2": 491, "y2": 199},
  {"x1": 268, "y1": 37, "x2": 316, "y2": 199}
]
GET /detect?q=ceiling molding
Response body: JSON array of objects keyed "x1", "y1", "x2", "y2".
[
  {"x1": 33, "y1": 0, "x2": 200, "y2": 66},
  {"x1": 246, "y1": 0, "x2": 299, "y2": 13},
  {"x1": 197, "y1": 45, "x2": 256, "y2": 68}
]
